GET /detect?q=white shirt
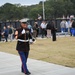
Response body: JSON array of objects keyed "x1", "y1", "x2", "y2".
[
  {"x1": 65, "y1": 21, "x2": 69, "y2": 28},
  {"x1": 41, "y1": 23, "x2": 46, "y2": 29}
]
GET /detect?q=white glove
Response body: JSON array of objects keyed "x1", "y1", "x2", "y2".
[
  {"x1": 21, "y1": 29, "x2": 25, "y2": 34},
  {"x1": 29, "y1": 39, "x2": 33, "y2": 43}
]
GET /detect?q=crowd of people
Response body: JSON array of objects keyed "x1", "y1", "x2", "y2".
[
  {"x1": 60, "y1": 19, "x2": 75, "y2": 36},
  {"x1": 0, "y1": 18, "x2": 75, "y2": 42},
  {"x1": 0, "y1": 25, "x2": 15, "y2": 42},
  {"x1": 26, "y1": 20, "x2": 57, "y2": 41}
]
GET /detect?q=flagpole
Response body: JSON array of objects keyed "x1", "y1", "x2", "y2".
[{"x1": 42, "y1": 0, "x2": 45, "y2": 20}]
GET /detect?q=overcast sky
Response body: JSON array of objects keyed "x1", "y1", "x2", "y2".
[{"x1": 0, "y1": 0, "x2": 46, "y2": 6}]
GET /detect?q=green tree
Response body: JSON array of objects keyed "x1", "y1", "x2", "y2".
[
  {"x1": 28, "y1": 5, "x2": 43, "y2": 19},
  {"x1": 0, "y1": 0, "x2": 75, "y2": 20},
  {"x1": 0, "y1": 3, "x2": 28, "y2": 20}
]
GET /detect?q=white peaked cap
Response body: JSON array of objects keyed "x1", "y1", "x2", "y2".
[{"x1": 20, "y1": 18, "x2": 28, "y2": 23}]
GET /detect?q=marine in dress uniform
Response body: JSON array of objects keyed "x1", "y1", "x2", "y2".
[{"x1": 15, "y1": 19, "x2": 33, "y2": 75}]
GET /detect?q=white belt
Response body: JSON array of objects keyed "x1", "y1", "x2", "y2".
[{"x1": 18, "y1": 39, "x2": 29, "y2": 42}]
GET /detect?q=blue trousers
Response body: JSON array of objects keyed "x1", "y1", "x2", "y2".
[
  {"x1": 65, "y1": 28, "x2": 68, "y2": 32},
  {"x1": 41, "y1": 29, "x2": 45, "y2": 38},
  {"x1": 5, "y1": 35, "x2": 8, "y2": 42},
  {"x1": 61, "y1": 28, "x2": 65, "y2": 33},
  {"x1": 18, "y1": 51, "x2": 29, "y2": 73},
  {"x1": 72, "y1": 28, "x2": 75, "y2": 36}
]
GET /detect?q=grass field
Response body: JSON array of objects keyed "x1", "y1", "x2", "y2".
[{"x1": 0, "y1": 37, "x2": 75, "y2": 67}]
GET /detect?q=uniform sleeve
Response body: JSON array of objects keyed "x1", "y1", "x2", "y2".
[
  {"x1": 15, "y1": 28, "x2": 23, "y2": 39},
  {"x1": 29, "y1": 33, "x2": 33, "y2": 39}
]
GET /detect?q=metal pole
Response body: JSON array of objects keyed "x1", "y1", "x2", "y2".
[{"x1": 42, "y1": 0, "x2": 45, "y2": 20}]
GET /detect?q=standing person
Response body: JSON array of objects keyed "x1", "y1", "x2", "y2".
[
  {"x1": 67, "y1": 19, "x2": 71, "y2": 34},
  {"x1": 65, "y1": 20, "x2": 69, "y2": 32},
  {"x1": 0, "y1": 29, "x2": 1, "y2": 41},
  {"x1": 15, "y1": 19, "x2": 33, "y2": 75},
  {"x1": 40, "y1": 21, "x2": 46, "y2": 38},
  {"x1": 46, "y1": 21, "x2": 52, "y2": 38},
  {"x1": 8, "y1": 25, "x2": 13, "y2": 41},
  {"x1": 33, "y1": 22, "x2": 37, "y2": 39},
  {"x1": 27, "y1": 24, "x2": 33, "y2": 33},
  {"x1": 35, "y1": 22, "x2": 39, "y2": 37},
  {"x1": 69, "y1": 19, "x2": 73, "y2": 36},
  {"x1": 71, "y1": 19, "x2": 75, "y2": 36},
  {"x1": 51, "y1": 20, "x2": 57, "y2": 41},
  {"x1": 60, "y1": 20, "x2": 66, "y2": 33},
  {"x1": 11, "y1": 25, "x2": 15, "y2": 39},
  {"x1": 2, "y1": 26, "x2": 8, "y2": 42},
  {"x1": 45, "y1": 22, "x2": 47, "y2": 37}
]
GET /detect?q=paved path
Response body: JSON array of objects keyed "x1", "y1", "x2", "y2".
[{"x1": 0, "y1": 52, "x2": 75, "y2": 75}]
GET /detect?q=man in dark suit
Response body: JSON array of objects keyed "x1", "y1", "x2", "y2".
[
  {"x1": 51, "y1": 20, "x2": 57, "y2": 41},
  {"x1": 71, "y1": 19, "x2": 75, "y2": 36},
  {"x1": 0, "y1": 29, "x2": 1, "y2": 41}
]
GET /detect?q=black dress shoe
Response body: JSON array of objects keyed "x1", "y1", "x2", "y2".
[
  {"x1": 28, "y1": 71, "x2": 31, "y2": 74},
  {"x1": 25, "y1": 72, "x2": 31, "y2": 75},
  {"x1": 22, "y1": 71, "x2": 24, "y2": 73}
]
